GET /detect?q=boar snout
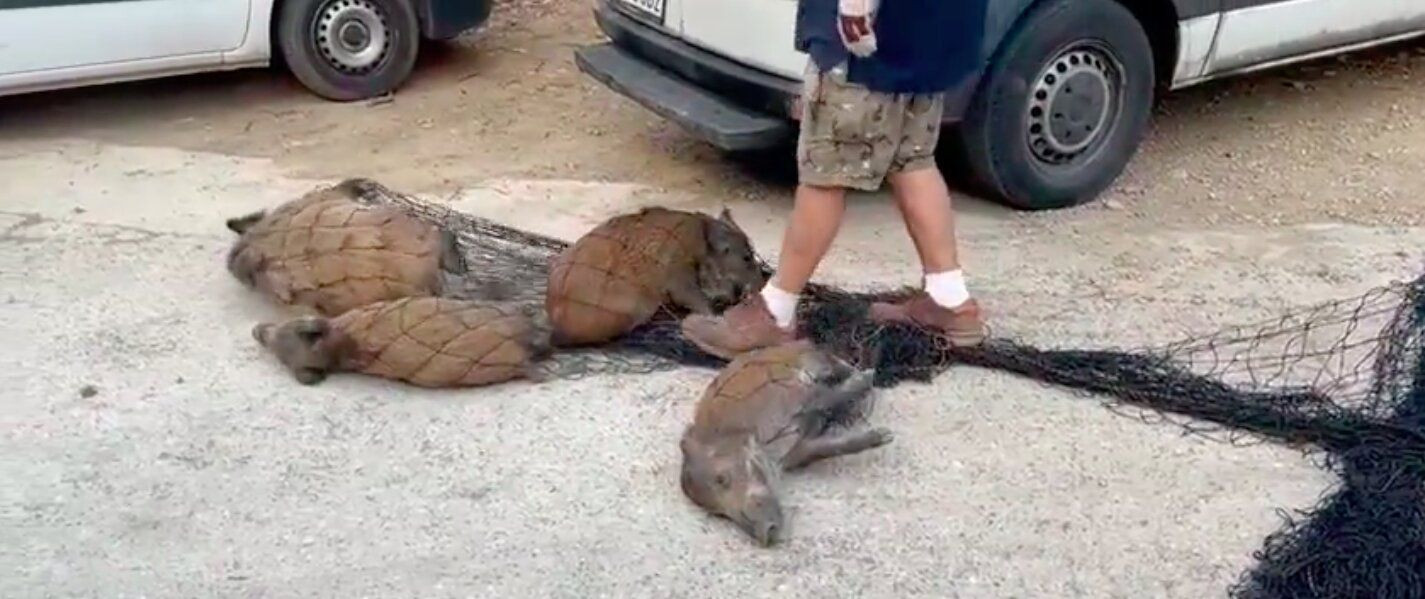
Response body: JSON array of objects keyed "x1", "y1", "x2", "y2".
[
  {"x1": 252, "y1": 323, "x2": 274, "y2": 344},
  {"x1": 752, "y1": 521, "x2": 780, "y2": 547},
  {"x1": 740, "y1": 493, "x2": 785, "y2": 547}
]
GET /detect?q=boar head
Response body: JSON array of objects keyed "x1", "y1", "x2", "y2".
[
  {"x1": 697, "y1": 208, "x2": 765, "y2": 310},
  {"x1": 679, "y1": 430, "x2": 785, "y2": 547},
  {"x1": 251, "y1": 316, "x2": 353, "y2": 385}
]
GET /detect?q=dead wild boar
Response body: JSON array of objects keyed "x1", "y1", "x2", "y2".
[
  {"x1": 545, "y1": 206, "x2": 764, "y2": 346},
  {"x1": 225, "y1": 178, "x2": 464, "y2": 317},
  {"x1": 251, "y1": 296, "x2": 550, "y2": 388},
  {"x1": 679, "y1": 340, "x2": 893, "y2": 547}
]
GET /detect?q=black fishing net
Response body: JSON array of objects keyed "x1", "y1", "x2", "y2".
[{"x1": 364, "y1": 183, "x2": 1425, "y2": 599}]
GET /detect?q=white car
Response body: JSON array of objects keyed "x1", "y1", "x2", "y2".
[
  {"x1": 0, "y1": 0, "x2": 491, "y2": 101},
  {"x1": 576, "y1": 0, "x2": 1425, "y2": 210}
]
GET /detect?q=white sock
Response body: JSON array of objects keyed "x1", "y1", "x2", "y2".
[
  {"x1": 924, "y1": 269, "x2": 970, "y2": 309},
  {"x1": 760, "y1": 283, "x2": 799, "y2": 329}
]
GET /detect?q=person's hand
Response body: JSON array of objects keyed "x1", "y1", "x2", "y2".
[
  {"x1": 839, "y1": 15, "x2": 872, "y2": 43},
  {"x1": 837, "y1": 0, "x2": 878, "y2": 57}
]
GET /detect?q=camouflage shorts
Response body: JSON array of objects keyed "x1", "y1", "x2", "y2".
[{"x1": 796, "y1": 61, "x2": 945, "y2": 191}]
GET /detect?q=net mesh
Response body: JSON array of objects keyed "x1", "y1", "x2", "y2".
[{"x1": 365, "y1": 185, "x2": 1425, "y2": 599}]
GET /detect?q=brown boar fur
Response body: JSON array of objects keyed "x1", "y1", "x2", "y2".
[
  {"x1": 252, "y1": 297, "x2": 551, "y2": 388},
  {"x1": 226, "y1": 178, "x2": 464, "y2": 317},
  {"x1": 545, "y1": 206, "x2": 764, "y2": 346},
  {"x1": 679, "y1": 340, "x2": 892, "y2": 547}
]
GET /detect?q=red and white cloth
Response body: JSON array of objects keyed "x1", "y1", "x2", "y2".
[{"x1": 838, "y1": 0, "x2": 880, "y2": 57}]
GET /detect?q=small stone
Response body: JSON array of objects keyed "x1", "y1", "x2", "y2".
[
  {"x1": 79, "y1": 385, "x2": 98, "y2": 399},
  {"x1": 1103, "y1": 199, "x2": 1125, "y2": 210}
]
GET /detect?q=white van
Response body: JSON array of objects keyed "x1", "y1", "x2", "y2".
[
  {"x1": 576, "y1": 0, "x2": 1425, "y2": 210},
  {"x1": 0, "y1": 0, "x2": 491, "y2": 101}
]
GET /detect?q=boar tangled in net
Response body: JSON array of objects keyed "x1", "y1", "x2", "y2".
[
  {"x1": 226, "y1": 178, "x2": 460, "y2": 317},
  {"x1": 369, "y1": 185, "x2": 1425, "y2": 598}
]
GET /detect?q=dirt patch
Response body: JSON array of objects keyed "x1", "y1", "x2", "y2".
[{"x1": 0, "y1": 1, "x2": 1421, "y2": 233}]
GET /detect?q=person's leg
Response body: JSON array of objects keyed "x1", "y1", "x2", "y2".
[
  {"x1": 759, "y1": 183, "x2": 847, "y2": 328},
  {"x1": 889, "y1": 166, "x2": 959, "y2": 273},
  {"x1": 887, "y1": 166, "x2": 970, "y2": 310},
  {"x1": 681, "y1": 61, "x2": 889, "y2": 359},
  {"x1": 869, "y1": 93, "x2": 986, "y2": 345}
]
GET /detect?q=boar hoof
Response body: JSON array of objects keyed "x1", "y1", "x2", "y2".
[
  {"x1": 521, "y1": 363, "x2": 550, "y2": 384},
  {"x1": 294, "y1": 368, "x2": 327, "y2": 385},
  {"x1": 867, "y1": 428, "x2": 895, "y2": 447}
]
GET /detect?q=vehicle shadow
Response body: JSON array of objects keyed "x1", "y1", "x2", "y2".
[{"x1": 0, "y1": 37, "x2": 494, "y2": 137}]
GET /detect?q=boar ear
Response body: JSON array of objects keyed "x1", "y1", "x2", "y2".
[
  {"x1": 293, "y1": 317, "x2": 330, "y2": 346},
  {"x1": 225, "y1": 210, "x2": 266, "y2": 234},
  {"x1": 438, "y1": 229, "x2": 467, "y2": 275},
  {"x1": 702, "y1": 214, "x2": 736, "y2": 254},
  {"x1": 680, "y1": 430, "x2": 709, "y2": 458},
  {"x1": 718, "y1": 207, "x2": 741, "y2": 230}
]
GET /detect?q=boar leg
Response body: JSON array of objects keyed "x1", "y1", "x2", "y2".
[
  {"x1": 797, "y1": 367, "x2": 876, "y2": 435},
  {"x1": 782, "y1": 428, "x2": 894, "y2": 470},
  {"x1": 294, "y1": 367, "x2": 328, "y2": 385},
  {"x1": 666, "y1": 269, "x2": 715, "y2": 314}
]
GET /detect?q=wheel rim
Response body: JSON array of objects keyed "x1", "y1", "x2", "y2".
[
  {"x1": 313, "y1": 0, "x2": 391, "y2": 74},
  {"x1": 1025, "y1": 44, "x2": 1124, "y2": 168}
]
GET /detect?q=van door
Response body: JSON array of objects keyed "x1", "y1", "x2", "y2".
[
  {"x1": 0, "y1": 0, "x2": 251, "y2": 77},
  {"x1": 1208, "y1": 0, "x2": 1425, "y2": 73},
  {"x1": 679, "y1": 0, "x2": 804, "y2": 79}
]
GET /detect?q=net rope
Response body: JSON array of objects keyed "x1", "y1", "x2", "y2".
[{"x1": 366, "y1": 185, "x2": 1425, "y2": 599}]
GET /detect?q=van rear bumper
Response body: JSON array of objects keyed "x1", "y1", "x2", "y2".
[
  {"x1": 575, "y1": 43, "x2": 796, "y2": 151},
  {"x1": 578, "y1": 2, "x2": 980, "y2": 151},
  {"x1": 575, "y1": 1, "x2": 976, "y2": 152},
  {"x1": 575, "y1": 3, "x2": 799, "y2": 151}
]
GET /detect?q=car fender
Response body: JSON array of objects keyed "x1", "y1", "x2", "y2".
[
  {"x1": 223, "y1": 0, "x2": 278, "y2": 66},
  {"x1": 976, "y1": 0, "x2": 1206, "y2": 92}
]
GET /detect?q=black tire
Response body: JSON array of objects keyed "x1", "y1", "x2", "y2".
[
  {"x1": 952, "y1": 0, "x2": 1154, "y2": 210},
  {"x1": 277, "y1": 0, "x2": 421, "y2": 101}
]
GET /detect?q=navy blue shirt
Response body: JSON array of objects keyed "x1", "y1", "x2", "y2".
[{"x1": 795, "y1": 0, "x2": 986, "y2": 95}]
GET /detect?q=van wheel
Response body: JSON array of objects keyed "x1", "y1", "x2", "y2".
[
  {"x1": 277, "y1": 0, "x2": 420, "y2": 101},
  {"x1": 952, "y1": 0, "x2": 1154, "y2": 210}
]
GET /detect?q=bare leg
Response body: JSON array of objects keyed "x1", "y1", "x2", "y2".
[
  {"x1": 886, "y1": 167, "x2": 960, "y2": 273},
  {"x1": 768, "y1": 184, "x2": 848, "y2": 294},
  {"x1": 782, "y1": 428, "x2": 894, "y2": 470}
]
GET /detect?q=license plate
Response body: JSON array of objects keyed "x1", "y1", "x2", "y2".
[{"x1": 620, "y1": 0, "x2": 665, "y2": 20}]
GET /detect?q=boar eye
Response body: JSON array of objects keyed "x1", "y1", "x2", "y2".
[{"x1": 714, "y1": 473, "x2": 731, "y2": 488}]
